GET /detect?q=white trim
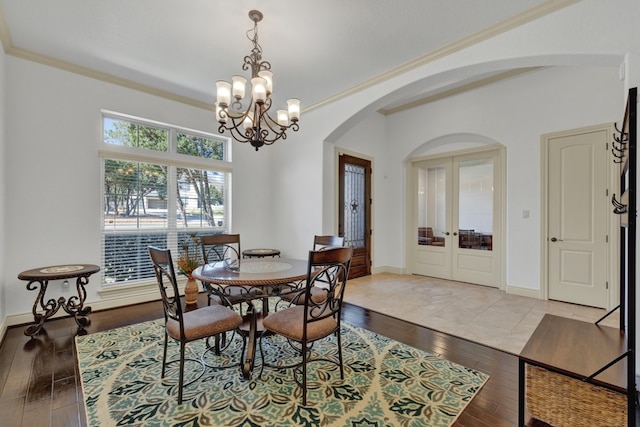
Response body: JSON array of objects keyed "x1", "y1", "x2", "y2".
[{"x1": 506, "y1": 284, "x2": 542, "y2": 300}]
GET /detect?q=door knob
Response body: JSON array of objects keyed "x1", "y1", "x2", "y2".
[
  {"x1": 550, "y1": 237, "x2": 562, "y2": 242},
  {"x1": 453, "y1": 232, "x2": 458, "y2": 236},
  {"x1": 444, "y1": 232, "x2": 450, "y2": 236}
]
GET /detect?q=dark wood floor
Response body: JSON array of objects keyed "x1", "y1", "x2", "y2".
[{"x1": 0, "y1": 293, "x2": 548, "y2": 426}]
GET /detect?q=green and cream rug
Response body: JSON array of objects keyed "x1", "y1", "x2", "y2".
[{"x1": 76, "y1": 320, "x2": 488, "y2": 426}]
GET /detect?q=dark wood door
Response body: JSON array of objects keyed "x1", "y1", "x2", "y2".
[{"x1": 338, "y1": 153, "x2": 371, "y2": 278}]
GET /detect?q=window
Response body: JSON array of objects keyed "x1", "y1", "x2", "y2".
[{"x1": 100, "y1": 112, "x2": 232, "y2": 286}]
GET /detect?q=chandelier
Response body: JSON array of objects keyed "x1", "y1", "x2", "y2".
[{"x1": 215, "y1": 10, "x2": 300, "y2": 151}]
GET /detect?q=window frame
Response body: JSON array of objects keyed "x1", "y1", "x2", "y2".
[{"x1": 99, "y1": 110, "x2": 233, "y2": 287}]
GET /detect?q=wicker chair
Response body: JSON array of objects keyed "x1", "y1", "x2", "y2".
[
  {"x1": 148, "y1": 246, "x2": 242, "y2": 404},
  {"x1": 259, "y1": 246, "x2": 353, "y2": 405}
]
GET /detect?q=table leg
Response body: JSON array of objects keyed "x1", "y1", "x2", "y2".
[
  {"x1": 242, "y1": 304, "x2": 258, "y2": 379},
  {"x1": 24, "y1": 275, "x2": 93, "y2": 338},
  {"x1": 62, "y1": 275, "x2": 92, "y2": 329},
  {"x1": 25, "y1": 280, "x2": 60, "y2": 337}
]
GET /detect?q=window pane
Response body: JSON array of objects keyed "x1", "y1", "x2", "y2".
[
  {"x1": 103, "y1": 232, "x2": 167, "y2": 284},
  {"x1": 177, "y1": 132, "x2": 225, "y2": 160},
  {"x1": 343, "y1": 162, "x2": 366, "y2": 248},
  {"x1": 177, "y1": 168, "x2": 227, "y2": 229},
  {"x1": 104, "y1": 160, "x2": 168, "y2": 230},
  {"x1": 417, "y1": 164, "x2": 447, "y2": 247},
  {"x1": 104, "y1": 117, "x2": 168, "y2": 152},
  {"x1": 458, "y1": 158, "x2": 493, "y2": 251}
]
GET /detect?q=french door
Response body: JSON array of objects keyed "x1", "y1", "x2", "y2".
[{"x1": 409, "y1": 148, "x2": 503, "y2": 287}]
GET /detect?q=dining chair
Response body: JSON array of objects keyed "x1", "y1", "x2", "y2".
[
  {"x1": 313, "y1": 235, "x2": 345, "y2": 250},
  {"x1": 148, "y1": 246, "x2": 243, "y2": 404},
  {"x1": 259, "y1": 246, "x2": 353, "y2": 405},
  {"x1": 279, "y1": 235, "x2": 345, "y2": 306},
  {"x1": 200, "y1": 234, "x2": 252, "y2": 307}
]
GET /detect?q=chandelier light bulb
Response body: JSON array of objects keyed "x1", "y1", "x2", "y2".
[
  {"x1": 258, "y1": 70, "x2": 273, "y2": 95},
  {"x1": 287, "y1": 98, "x2": 301, "y2": 122},
  {"x1": 276, "y1": 109, "x2": 289, "y2": 127},
  {"x1": 232, "y1": 75, "x2": 247, "y2": 100},
  {"x1": 216, "y1": 81, "x2": 231, "y2": 107},
  {"x1": 251, "y1": 77, "x2": 267, "y2": 104}
]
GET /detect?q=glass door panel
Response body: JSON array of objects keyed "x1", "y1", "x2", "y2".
[
  {"x1": 417, "y1": 163, "x2": 447, "y2": 247},
  {"x1": 457, "y1": 158, "x2": 493, "y2": 251}
]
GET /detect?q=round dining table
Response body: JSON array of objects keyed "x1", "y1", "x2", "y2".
[{"x1": 191, "y1": 258, "x2": 308, "y2": 378}]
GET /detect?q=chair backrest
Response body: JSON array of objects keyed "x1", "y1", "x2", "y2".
[
  {"x1": 313, "y1": 235, "x2": 345, "y2": 250},
  {"x1": 148, "y1": 246, "x2": 184, "y2": 335},
  {"x1": 201, "y1": 234, "x2": 241, "y2": 264},
  {"x1": 303, "y1": 246, "x2": 353, "y2": 333}
]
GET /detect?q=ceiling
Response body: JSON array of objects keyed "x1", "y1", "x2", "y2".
[{"x1": 0, "y1": 1, "x2": 571, "y2": 113}]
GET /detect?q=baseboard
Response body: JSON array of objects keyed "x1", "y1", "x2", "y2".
[
  {"x1": 3, "y1": 285, "x2": 161, "y2": 329},
  {"x1": 371, "y1": 265, "x2": 406, "y2": 275},
  {"x1": 506, "y1": 284, "x2": 541, "y2": 300}
]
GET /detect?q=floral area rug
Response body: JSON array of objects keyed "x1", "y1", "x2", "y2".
[{"x1": 76, "y1": 319, "x2": 488, "y2": 426}]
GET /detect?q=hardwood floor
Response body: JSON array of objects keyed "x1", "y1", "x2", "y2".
[{"x1": 1, "y1": 294, "x2": 541, "y2": 426}]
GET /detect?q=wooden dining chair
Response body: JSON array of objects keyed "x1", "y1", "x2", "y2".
[
  {"x1": 259, "y1": 246, "x2": 353, "y2": 405},
  {"x1": 313, "y1": 235, "x2": 345, "y2": 250},
  {"x1": 148, "y1": 246, "x2": 243, "y2": 404}
]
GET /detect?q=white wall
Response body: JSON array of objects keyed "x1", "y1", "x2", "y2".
[
  {"x1": 0, "y1": 44, "x2": 7, "y2": 327},
  {"x1": 3, "y1": 57, "x2": 271, "y2": 318},
  {"x1": 275, "y1": 0, "x2": 638, "y2": 282}
]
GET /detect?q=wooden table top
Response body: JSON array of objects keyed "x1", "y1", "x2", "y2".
[
  {"x1": 519, "y1": 314, "x2": 628, "y2": 392},
  {"x1": 192, "y1": 258, "x2": 308, "y2": 286},
  {"x1": 18, "y1": 264, "x2": 100, "y2": 281}
]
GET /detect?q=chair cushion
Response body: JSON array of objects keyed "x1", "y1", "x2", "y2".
[
  {"x1": 166, "y1": 304, "x2": 242, "y2": 342},
  {"x1": 263, "y1": 305, "x2": 337, "y2": 342}
]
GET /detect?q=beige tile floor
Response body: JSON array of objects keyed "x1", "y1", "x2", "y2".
[{"x1": 344, "y1": 272, "x2": 620, "y2": 355}]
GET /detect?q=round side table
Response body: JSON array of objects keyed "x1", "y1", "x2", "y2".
[
  {"x1": 242, "y1": 248, "x2": 281, "y2": 258},
  {"x1": 18, "y1": 264, "x2": 100, "y2": 337}
]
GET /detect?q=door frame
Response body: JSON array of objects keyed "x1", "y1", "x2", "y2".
[
  {"x1": 540, "y1": 123, "x2": 618, "y2": 309},
  {"x1": 406, "y1": 144, "x2": 506, "y2": 290}
]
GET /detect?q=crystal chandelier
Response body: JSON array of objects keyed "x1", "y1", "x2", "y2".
[{"x1": 215, "y1": 10, "x2": 300, "y2": 151}]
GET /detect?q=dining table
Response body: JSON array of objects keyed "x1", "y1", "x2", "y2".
[{"x1": 191, "y1": 257, "x2": 308, "y2": 379}]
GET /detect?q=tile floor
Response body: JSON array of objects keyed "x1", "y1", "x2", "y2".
[{"x1": 344, "y1": 272, "x2": 620, "y2": 355}]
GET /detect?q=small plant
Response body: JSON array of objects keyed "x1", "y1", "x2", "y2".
[{"x1": 177, "y1": 234, "x2": 200, "y2": 279}]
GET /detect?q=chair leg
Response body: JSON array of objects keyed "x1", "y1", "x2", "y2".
[
  {"x1": 178, "y1": 341, "x2": 185, "y2": 404},
  {"x1": 162, "y1": 332, "x2": 168, "y2": 378},
  {"x1": 337, "y1": 328, "x2": 344, "y2": 379},
  {"x1": 302, "y1": 340, "x2": 308, "y2": 406}
]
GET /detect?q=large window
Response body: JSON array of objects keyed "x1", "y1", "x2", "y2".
[{"x1": 101, "y1": 112, "x2": 232, "y2": 286}]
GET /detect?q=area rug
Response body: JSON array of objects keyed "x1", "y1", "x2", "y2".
[{"x1": 76, "y1": 319, "x2": 488, "y2": 426}]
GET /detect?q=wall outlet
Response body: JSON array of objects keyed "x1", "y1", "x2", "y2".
[
  {"x1": 523, "y1": 210, "x2": 530, "y2": 219},
  {"x1": 62, "y1": 280, "x2": 70, "y2": 290}
]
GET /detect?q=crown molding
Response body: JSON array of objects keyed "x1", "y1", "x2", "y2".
[
  {"x1": 303, "y1": 0, "x2": 579, "y2": 114},
  {"x1": 0, "y1": 0, "x2": 579, "y2": 114},
  {"x1": 378, "y1": 67, "x2": 543, "y2": 115}
]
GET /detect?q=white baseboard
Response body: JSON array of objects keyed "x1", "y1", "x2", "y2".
[
  {"x1": 506, "y1": 284, "x2": 541, "y2": 300},
  {"x1": 3, "y1": 283, "x2": 162, "y2": 330},
  {"x1": 371, "y1": 265, "x2": 406, "y2": 275}
]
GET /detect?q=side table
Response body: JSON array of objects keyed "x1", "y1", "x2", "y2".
[
  {"x1": 18, "y1": 264, "x2": 100, "y2": 337},
  {"x1": 242, "y1": 248, "x2": 281, "y2": 258}
]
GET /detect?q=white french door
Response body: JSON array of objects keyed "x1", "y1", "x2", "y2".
[{"x1": 409, "y1": 147, "x2": 503, "y2": 287}]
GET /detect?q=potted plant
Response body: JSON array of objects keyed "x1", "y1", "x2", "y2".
[{"x1": 177, "y1": 234, "x2": 200, "y2": 304}]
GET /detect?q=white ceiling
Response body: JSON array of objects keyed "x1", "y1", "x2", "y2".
[{"x1": 0, "y1": 0, "x2": 561, "y2": 112}]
